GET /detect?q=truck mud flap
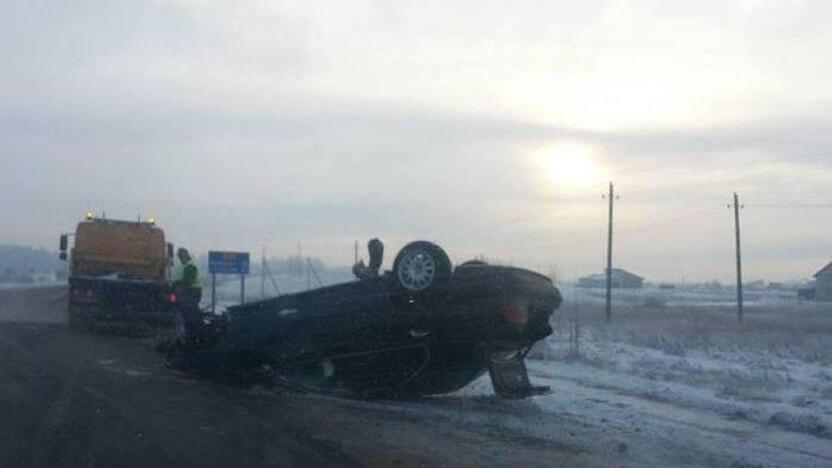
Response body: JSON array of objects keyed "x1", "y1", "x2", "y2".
[{"x1": 488, "y1": 351, "x2": 550, "y2": 399}]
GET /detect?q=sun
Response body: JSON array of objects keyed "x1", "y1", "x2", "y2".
[{"x1": 534, "y1": 141, "x2": 604, "y2": 189}]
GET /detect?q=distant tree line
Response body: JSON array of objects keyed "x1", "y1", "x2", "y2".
[{"x1": 0, "y1": 245, "x2": 60, "y2": 282}]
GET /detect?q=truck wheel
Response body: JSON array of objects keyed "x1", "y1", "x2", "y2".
[{"x1": 392, "y1": 241, "x2": 452, "y2": 294}]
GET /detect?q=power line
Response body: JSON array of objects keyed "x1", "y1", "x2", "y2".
[
  {"x1": 766, "y1": 148, "x2": 832, "y2": 162},
  {"x1": 744, "y1": 190, "x2": 832, "y2": 195},
  {"x1": 746, "y1": 203, "x2": 832, "y2": 208}
]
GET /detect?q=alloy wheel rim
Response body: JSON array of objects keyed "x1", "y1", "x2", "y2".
[{"x1": 398, "y1": 250, "x2": 437, "y2": 291}]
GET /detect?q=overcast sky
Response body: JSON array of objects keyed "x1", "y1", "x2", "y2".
[{"x1": 2, "y1": 0, "x2": 832, "y2": 282}]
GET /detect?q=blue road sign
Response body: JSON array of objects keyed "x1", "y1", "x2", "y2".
[{"x1": 208, "y1": 251, "x2": 250, "y2": 275}]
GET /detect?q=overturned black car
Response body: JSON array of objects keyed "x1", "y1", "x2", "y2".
[{"x1": 165, "y1": 240, "x2": 562, "y2": 399}]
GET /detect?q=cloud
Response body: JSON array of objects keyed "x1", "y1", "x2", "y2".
[{"x1": 2, "y1": 0, "x2": 832, "y2": 281}]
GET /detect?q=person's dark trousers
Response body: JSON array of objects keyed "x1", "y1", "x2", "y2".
[{"x1": 179, "y1": 288, "x2": 203, "y2": 343}]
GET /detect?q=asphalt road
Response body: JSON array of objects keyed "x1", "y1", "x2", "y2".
[
  {"x1": 3, "y1": 285, "x2": 829, "y2": 468},
  {"x1": 0, "y1": 286, "x2": 596, "y2": 468}
]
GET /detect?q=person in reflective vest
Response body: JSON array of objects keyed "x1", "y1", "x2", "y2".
[{"x1": 173, "y1": 247, "x2": 202, "y2": 341}]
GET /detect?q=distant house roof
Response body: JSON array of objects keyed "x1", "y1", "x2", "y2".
[
  {"x1": 609, "y1": 268, "x2": 644, "y2": 281},
  {"x1": 578, "y1": 268, "x2": 644, "y2": 282},
  {"x1": 815, "y1": 261, "x2": 832, "y2": 278}
]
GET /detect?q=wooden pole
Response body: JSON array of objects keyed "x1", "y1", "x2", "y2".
[
  {"x1": 605, "y1": 181, "x2": 614, "y2": 323},
  {"x1": 733, "y1": 192, "x2": 744, "y2": 322},
  {"x1": 211, "y1": 273, "x2": 216, "y2": 314},
  {"x1": 240, "y1": 273, "x2": 246, "y2": 305},
  {"x1": 261, "y1": 247, "x2": 265, "y2": 299}
]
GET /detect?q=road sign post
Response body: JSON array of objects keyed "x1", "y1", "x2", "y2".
[
  {"x1": 208, "y1": 251, "x2": 251, "y2": 311},
  {"x1": 211, "y1": 273, "x2": 217, "y2": 314}
]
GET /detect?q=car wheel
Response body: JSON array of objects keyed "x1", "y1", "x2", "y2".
[{"x1": 392, "y1": 241, "x2": 452, "y2": 294}]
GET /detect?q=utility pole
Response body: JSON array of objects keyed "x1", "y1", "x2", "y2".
[
  {"x1": 261, "y1": 246, "x2": 266, "y2": 299},
  {"x1": 569, "y1": 287, "x2": 581, "y2": 359},
  {"x1": 211, "y1": 273, "x2": 216, "y2": 314},
  {"x1": 307, "y1": 258, "x2": 324, "y2": 287},
  {"x1": 297, "y1": 243, "x2": 302, "y2": 277},
  {"x1": 604, "y1": 181, "x2": 616, "y2": 322},
  {"x1": 729, "y1": 192, "x2": 744, "y2": 321},
  {"x1": 240, "y1": 273, "x2": 245, "y2": 305},
  {"x1": 354, "y1": 240, "x2": 359, "y2": 265}
]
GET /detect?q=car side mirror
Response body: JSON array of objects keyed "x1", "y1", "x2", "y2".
[{"x1": 59, "y1": 234, "x2": 68, "y2": 261}]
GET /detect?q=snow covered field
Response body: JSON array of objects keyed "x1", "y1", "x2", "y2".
[
  {"x1": 542, "y1": 287, "x2": 832, "y2": 432},
  {"x1": 357, "y1": 285, "x2": 826, "y2": 466}
]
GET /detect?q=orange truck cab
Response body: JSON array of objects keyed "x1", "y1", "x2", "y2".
[{"x1": 59, "y1": 215, "x2": 178, "y2": 332}]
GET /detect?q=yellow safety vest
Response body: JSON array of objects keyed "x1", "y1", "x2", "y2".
[{"x1": 175, "y1": 259, "x2": 202, "y2": 290}]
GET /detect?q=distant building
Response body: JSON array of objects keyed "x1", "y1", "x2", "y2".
[
  {"x1": 577, "y1": 268, "x2": 644, "y2": 289},
  {"x1": 814, "y1": 262, "x2": 832, "y2": 301},
  {"x1": 744, "y1": 280, "x2": 766, "y2": 292},
  {"x1": 797, "y1": 287, "x2": 816, "y2": 300},
  {"x1": 576, "y1": 274, "x2": 604, "y2": 288}
]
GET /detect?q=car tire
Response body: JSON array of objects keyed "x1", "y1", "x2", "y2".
[{"x1": 392, "y1": 241, "x2": 452, "y2": 295}]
